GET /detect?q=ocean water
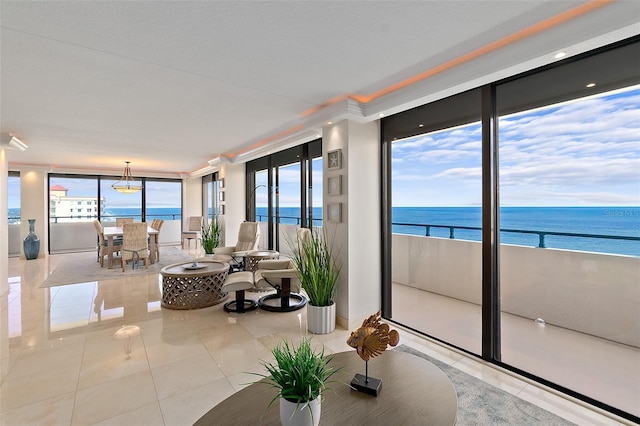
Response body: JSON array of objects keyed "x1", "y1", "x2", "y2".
[
  {"x1": 9, "y1": 206, "x2": 639, "y2": 256},
  {"x1": 256, "y1": 206, "x2": 640, "y2": 257}
]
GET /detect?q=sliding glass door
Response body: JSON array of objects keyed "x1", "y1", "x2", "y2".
[
  {"x1": 384, "y1": 89, "x2": 483, "y2": 355},
  {"x1": 496, "y1": 40, "x2": 640, "y2": 417},
  {"x1": 246, "y1": 139, "x2": 322, "y2": 252},
  {"x1": 382, "y1": 36, "x2": 640, "y2": 420}
]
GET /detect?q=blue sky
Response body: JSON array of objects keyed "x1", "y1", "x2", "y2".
[
  {"x1": 391, "y1": 86, "x2": 640, "y2": 207},
  {"x1": 8, "y1": 88, "x2": 639, "y2": 209}
]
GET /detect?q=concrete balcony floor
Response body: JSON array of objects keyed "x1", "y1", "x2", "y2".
[
  {"x1": 0, "y1": 249, "x2": 634, "y2": 425},
  {"x1": 392, "y1": 283, "x2": 640, "y2": 420}
]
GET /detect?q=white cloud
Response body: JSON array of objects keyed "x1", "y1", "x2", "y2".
[{"x1": 392, "y1": 87, "x2": 640, "y2": 206}]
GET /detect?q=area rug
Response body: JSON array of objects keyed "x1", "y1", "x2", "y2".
[
  {"x1": 41, "y1": 246, "x2": 195, "y2": 287},
  {"x1": 395, "y1": 345, "x2": 575, "y2": 425}
]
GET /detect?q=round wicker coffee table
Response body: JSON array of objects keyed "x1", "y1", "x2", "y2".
[{"x1": 160, "y1": 261, "x2": 230, "y2": 309}]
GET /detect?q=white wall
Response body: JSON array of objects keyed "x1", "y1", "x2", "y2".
[
  {"x1": 219, "y1": 163, "x2": 246, "y2": 247},
  {"x1": 323, "y1": 120, "x2": 381, "y2": 330}
]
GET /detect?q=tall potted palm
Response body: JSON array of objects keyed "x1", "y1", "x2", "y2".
[
  {"x1": 290, "y1": 228, "x2": 341, "y2": 334},
  {"x1": 201, "y1": 216, "x2": 223, "y2": 255}
]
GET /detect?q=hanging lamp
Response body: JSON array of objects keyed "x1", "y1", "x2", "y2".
[{"x1": 112, "y1": 161, "x2": 143, "y2": 194}]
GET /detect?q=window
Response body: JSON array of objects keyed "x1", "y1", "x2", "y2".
[
  {"x1": 246, "y1": 139, "x2": 322, "y2": 251},
  {"x1": 496, "y1": 40, "x2": 640, "y2": 417},
  {"x1": 7, "y1": 172, "x2": 21, "y2": 256},
  {"x1": 384, "y1": 88, "x2": 482, "y2": 355},
  {"x1": 382, "y1": 36, "x2": 640, "y2": 420}
]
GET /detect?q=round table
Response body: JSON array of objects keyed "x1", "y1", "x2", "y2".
[
  {"x1": 160, "y1": 261, "x2": 229, "y2": 309},
  {"x1": 244, "y1": 250, "x2": 279, "y2": 272},
  {"x1": 194, "y1": 350, "x2": 457, "y2": 425}
]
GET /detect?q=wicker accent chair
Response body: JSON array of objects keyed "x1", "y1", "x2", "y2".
[
  {"x1": 212, "y1": 221, "x2": 260, "y2": 270},
  {"x1": 150, "y1": 219, "x2": 164, "y2": 261},
  {"x1": 121, "y1": 222, "x2": 150, "y2": 272},
  {"x1": 182, "y1": 216, "x2": 202, "y2": 248},
  {"x1": 93, "y1": 220, "x2": 121, "y2": 267},
  {"x1": 116, "y1": 217, "x2": 134, "y2": 227},
  {"x1": 255, "y1": 228, "x2": 310, "y2": 312}
]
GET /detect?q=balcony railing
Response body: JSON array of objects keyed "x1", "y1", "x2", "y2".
[{"x1": 392, "y1": 222, "x2": 640, "y2": 257}]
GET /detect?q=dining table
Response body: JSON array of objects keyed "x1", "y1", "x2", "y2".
[{"x1": 103, "y1": 225, "x2": 159, "y2": 269}]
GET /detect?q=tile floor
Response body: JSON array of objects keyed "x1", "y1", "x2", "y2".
[{"x1": 0, "y1": 248, "x2": 634, "y2": 425}]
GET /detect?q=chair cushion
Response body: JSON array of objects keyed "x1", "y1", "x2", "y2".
[
  {"x1": 257, "y1": 259, "x2": 292, "y2": 270},
  {"x1": 222, "y1": 272, "x2": 254, "y2": 292}
]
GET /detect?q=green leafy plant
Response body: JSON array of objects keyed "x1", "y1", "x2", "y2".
[
  {"x1": 257, "y1": 338, "x2": 340, "y2": 408},
  {"x1": 201, "y1": 216, "x2": 222, "y2": 254},
  {"x1": 289, "y1": 228, "x2": 341, "y2": 307}
]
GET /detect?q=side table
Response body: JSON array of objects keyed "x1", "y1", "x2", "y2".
[{"x1": 245, "y1": 250, "x2": 280, "y2": 272}]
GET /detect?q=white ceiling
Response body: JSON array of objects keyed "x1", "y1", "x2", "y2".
[{"x1": 1, "y1": 1, "x2": 638, "y2": 178}]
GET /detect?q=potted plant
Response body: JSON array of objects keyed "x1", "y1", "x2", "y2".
[
  {"x1": 256, "y1": 338, "x2": 339, "y2": 426},
  {"x1": 289, "y1": 228, "x2": 341, "y2": 334},
  {"x1": 201, "y1": 216, "x2": 222, "y2": 255}
]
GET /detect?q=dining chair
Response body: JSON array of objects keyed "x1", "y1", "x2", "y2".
[
  {"x1": 93, "y1": 220, "x2": 121, "y2": 267},
  {"x1": 121, "y1": 222, "x2": 150, "y2": 271},
  {"x1": 150, "y1": 219, "x2": 164, "y2": 261},
  {"x1": 116, "y1": 217, "x2": 134, "y2": 227},
  {"x1": 182, "y1": 216, "x2": 203, "y2": 249}
]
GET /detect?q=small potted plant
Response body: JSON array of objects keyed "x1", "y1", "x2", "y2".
[
  {"x1": 256, "y1": 338, "x2": 339, "y2": 426},
  {"x1": 201, "y1": 215, "x2": 222, "y2": 255},
  {"x1": 289, "y1": 227, "x2": 341, "y2": 334}
]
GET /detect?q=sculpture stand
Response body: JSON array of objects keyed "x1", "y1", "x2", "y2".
[{"x1": 351, "y1": 360, "x2": 382, "y2": 396}]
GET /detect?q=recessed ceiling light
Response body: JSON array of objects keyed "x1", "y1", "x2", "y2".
[
  {"x1": 327, "y1": 121, "x2": 332, "y2": 125},
  {"x1": 418, "y1": 124, "x2": 424, "y2": 128},
  {"x1": 586, "y1": 82, "x2": 596, "y2": 88},
  {"x1": 554, "y1": 51, "x2": 567, "y2": 59},
  {"x1": 378, "y1": 113, "x2": 385, "y2": 118}
]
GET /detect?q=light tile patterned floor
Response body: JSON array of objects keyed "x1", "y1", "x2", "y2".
[{"x1": 0, "y1": 249, "x2": 633, "y2": 425}]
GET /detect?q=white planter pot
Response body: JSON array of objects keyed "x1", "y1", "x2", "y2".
[
  {"x1": 307, "y1": 302, "x2": 335, "y2": 334},
  {"x1": 280, "y1": 396, "x2": 321, "y2": 426}
]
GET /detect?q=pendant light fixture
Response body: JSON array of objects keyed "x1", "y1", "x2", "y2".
[{"x1": 112, "y1": 161, "x2": 143, "y2": 193}]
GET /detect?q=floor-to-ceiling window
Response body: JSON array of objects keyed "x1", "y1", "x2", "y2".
[
  {"x1": 202, "y1": 172, "x2": 221, "y2": 219},
  {"x1": 146, "y1": 179, "x2": 182, "y2": 245},
  {"x1": 7, "y1": 172, "x2": 20, "y2": 256},
  {"x1": 48, "y1": 174, "x2": 183, "y2": 253},
  {"x1": 246, "y1": 139, "x2": 322, "y2": 252},
  {"x1": 383, "y1": 36, "x2": 640, "y2": 421},
  {"x1": 49, "y1": 176, "x2": 100, "y2": 253},
  {"x1": 384, "y1": 89, "x2": 483, "y2": 355},
  {"x1": 495, "y1": 40, "x2": 640, "y2": 417}
]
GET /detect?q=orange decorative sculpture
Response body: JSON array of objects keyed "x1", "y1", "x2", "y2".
[
  {"x1": 347, "y1": 311, "x2": 400, "y2": 361},
  {"x1": 347, "y1": 311, "x2": 400, "y2": 396}
]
